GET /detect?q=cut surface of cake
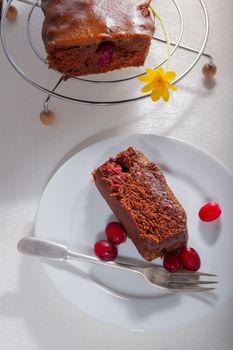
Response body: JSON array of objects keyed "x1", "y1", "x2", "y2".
[
  {"x1": 41, "y1": 0, "x2": 155, "y2": 78},
  {"x1": 92, "y1": 147, "x2": 188, "y2": 261}
]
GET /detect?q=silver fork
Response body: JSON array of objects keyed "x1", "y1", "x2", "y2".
[{"x1": 17, "y1": 237, "x2": 218, "y2": 292}]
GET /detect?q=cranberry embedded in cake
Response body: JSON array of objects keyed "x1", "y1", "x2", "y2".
[{"x1": 96, "y1": 42, "x2": 114, "y2": 66}]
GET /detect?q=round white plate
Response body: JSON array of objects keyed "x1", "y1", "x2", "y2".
[{"x1": 35, "y1": 134, "x2": 233, "y2": 330}]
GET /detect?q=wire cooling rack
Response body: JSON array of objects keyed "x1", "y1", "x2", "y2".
[{"x1": 0, "y1": 0, "x2": 215, "y2": 122}]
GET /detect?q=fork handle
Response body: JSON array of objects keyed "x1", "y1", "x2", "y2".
[
  {"x1": 67, "y1": 250, "x2": 143, "y2": 274},
  {"x1": 17, "y1": 236, "x2": 144, "y2": 275}
]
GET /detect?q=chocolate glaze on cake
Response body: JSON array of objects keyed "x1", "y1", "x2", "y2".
[
  {"x1": 92, "y1": 147, "x2": 188, "y2": 261},
  {"x1": 41, "y1": 0, "x2": 155, "y2": 78}
]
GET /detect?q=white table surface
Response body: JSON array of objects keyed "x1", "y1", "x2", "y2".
[{"x1": 0, "y1": 0, "x2": 233, "y2": 349}]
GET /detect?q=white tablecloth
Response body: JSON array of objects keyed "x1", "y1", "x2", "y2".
[{"x1": 0, "y1": 0, "x2": 233, "y2": 349}]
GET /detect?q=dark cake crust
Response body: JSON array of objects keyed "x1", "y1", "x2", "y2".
[
  {"x1": 41, "y1": 0, "x2": 155, "y2": 77},
  {"x1": 92, "y1": 147, "x2": 188, "y2": 261}
]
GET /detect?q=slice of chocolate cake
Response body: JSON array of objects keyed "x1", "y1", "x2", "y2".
[
  {"x1": 92, "y1": 147, "x2": 188, "y2": 261},
  {"x1": 41, "y1": 0, "x2": 155, "y2": 78}
]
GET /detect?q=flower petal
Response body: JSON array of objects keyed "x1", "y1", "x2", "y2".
[
  {"x1": 146, "y1": 68, "x2": 157, "y2": 78},
  {"x1": 157, "y1": 66, "x2": 165, "y2": 76},
  {"x1": 141, "y1": 82, "x2": 155, "y2": 93},
  {"x1": 167, "y1": 82, "x2": 177, "y2": 91},
  {"x1": 138, "y1": 75, "x2": 152, "y2": 82},
  {"x1": 151, "y1": 88, "x2": 162, "y2": 102},
  {"x1": 165, "y1": 71, "x2": 176, "y2": 81},
  {"x1": 162, "y1": 86, "x2": 170, "y2": 102}
]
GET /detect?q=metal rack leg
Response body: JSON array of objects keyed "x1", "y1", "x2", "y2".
[
  {"x1": 1, "y1": 0, "x2": 18, "y2": 21},
  {"x1": 173, "y1": 41, "x2": 217, "y2": 78},
  {"x1": 40, "y1": 76, "x2": 64, "y2": 125}
]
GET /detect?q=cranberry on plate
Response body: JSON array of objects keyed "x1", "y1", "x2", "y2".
[
  {"x1": 94, "y1": 240, "x2": 118, "y2": 261},
  {"x1": 163, "y1": 254, "x2": 181, "y2": 272},
  {"x1": 198, "y1": 202, "x2": 222, "y2": 222},
  {"x1": 105, "y1": 222, "x2": 127, "y2": 245},
  {"x1": 179, "y1": 247, "x2": 201, "y2": 271}
]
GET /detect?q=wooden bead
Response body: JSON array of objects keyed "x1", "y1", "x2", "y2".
[
  {"x1": 40, "y1": 110, "x2": 56, "y2": 125},
  {"x1": 202, "y1": 63, "x2": 217, "y2": 78},
  {"x1": 6, "y1": 5, "x2": 18, "y2": 21}
]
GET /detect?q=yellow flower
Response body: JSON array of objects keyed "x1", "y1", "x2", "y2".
[{"x1": 138, "y1": 66, "x2": 177, "y2": 102}]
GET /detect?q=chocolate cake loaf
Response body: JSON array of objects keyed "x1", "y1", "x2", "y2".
[
  {"x1": 41, "y1": 0, "x2": 155, "y2": 78},
  {"x1": 93, "y1": 147, "x2": 188, "y2": 261}
]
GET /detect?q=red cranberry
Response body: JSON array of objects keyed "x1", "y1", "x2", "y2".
[
  {"x1": 199, "y1": 202, "x2": 222, "y2": 222},
  {"x1": 112, "y1": 176, "x2": 122, "y2": 184},
  {"x1": 103, "y1": 162, "x2": 122, "y2": 175},
  {"x1": 105, "y1": 222, "x2": 127, "y2": 245},
  {"x1": 135, "y1": 53, "x2": 142, "y2": 61},
  {"x1": 163, "y1": 254, "x2": 181, "y2": 272},
  {"x1": 96, "y1": 42, "x2": 114, "y2": 66},
  {"x1": 140, "y1": 6, "x2": 150, "y2": 17},
  {"x1": 94, "y1": 240, "x2": 118, "y2": 261},
  {"x1": 179, "y1": 247, "x2": 201, "y2": 271}
]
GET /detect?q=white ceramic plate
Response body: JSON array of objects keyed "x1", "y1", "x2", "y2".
[{"x1": 35, "y1": 134, "x2": 233, "y2": 330}]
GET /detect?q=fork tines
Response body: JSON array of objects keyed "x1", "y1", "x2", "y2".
[
  {"x1": 168, "y1": 270, "x2": 218, "y2": 292},
  {"x1": 171, "y1": 271, "x2": 218, "y2": 277}
]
